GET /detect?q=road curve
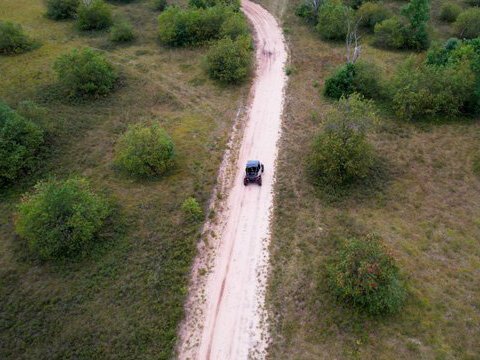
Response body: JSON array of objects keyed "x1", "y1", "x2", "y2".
[{"x1": 178, "y1": 1, "x2": 287, "y2": 358}]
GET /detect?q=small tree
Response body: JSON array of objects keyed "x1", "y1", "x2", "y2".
[
  {"x1": 76, "y1": 0, "x2": 113, "y2": 31},
  {"x1": 455, "y1": 9, "x2": 480, "y2": 39},
  {"x1": 15, "y1": 177, "x2": 111, "y2": 260},
  {"x1": 316, "y1": 0, "x2": 354, "y2": 41},
  {"x1": 308, "y1": 94, "x2": 376, "y2": 187},
  {"x1": 206, "y1": 36, "x2": 252, "y2": 84},
  {"x1": 0, "y1": 21, "x2": 36, "y2": 55},
  {"x1": 114, "y1": 123, "x2": 175, "y2": 178},
  {"x1": 54, "y1": 48, "x2": 118, "y2": 97},
  {"x1": 328, "y1": 234, "x2": 406, "y2": 315},
  {"x1": 46, "y1": 0, "x2": 80, "y2": 20},
  {"x1": 295, "y1": 0, "x2": 323, "y2": 24},
  {"x1": 0, "y1": 101, "x2": 44, "y2": 184},
  {"x1": 401, "y1": 0, "x2": 430, "y2": 50}
]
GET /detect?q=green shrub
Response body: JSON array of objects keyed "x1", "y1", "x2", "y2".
[
  {"x1": 152, "y1": 0, "x2": 168, "y2": 11},
  {"x1": 324, "y1": 61, "x2": 382, "y2": 99},
  {"x1": 220, "y1": 12, "x2": 249, "y2": 40},
  {"x1": 357, "y1": 2, "x2": 392, "y2": 30},
  {"x1": 0, "y1": 21, "x2": 36, "y2": 55},
  {"x1": 189, "y1": 0, "x2": 240, "y2": 11},
  {"x1": 295, "y1": 2, "x2": 318, "y2": 24},
  {"x1": 76, "y1": 0, "x2": 113, "y2": 31},
  {"x1": 466, "y1": 0, "x2": 480, "y2": 6},
  {"x1": 181, "y1": 197, "x2": 203, "y2": 222},
  {"x1": 455, "y1": 8, "x2": 480, "y2": 39},
  {"x1": 328, "y1": 234, "x2": 406, "y2": 315},
  {"x1": 401, "y1": 0, "x2": 430, "y2": 50},
  {"x1": 373, "y1": 17, "x2": 407, "y2": 49},
  {"x1": 308, "y1": 94, "x2": 376, "y2": 187},
  {"x1": 316, "y1": 0, "x2": 354, "y2": 41},
  {"x1": 54, "y1": 48, "x2": 118, "y2": 97},
  {"x1": 110, "y1": 20, "x2": 135, "y2": 42},
  {"x1": 46, "y1": 0, "x2": 80, "y2": 20},
  {"x1": 391, "y1": 57, "x2": 476, "y2": 120},
  {"x1": 206, "y1": 36, "x2": 252, "y2": 84},
  {"x1": 158, "y1": 5, "x2": 231, "y2": 46},
  {"x1": 439, "y1": 2, "x2": 462, "y2": 23},
  {"x1": 15, "y1": 177, "x2": 110, "y2": 260},
  {"x1": 114, "y1": 123, "x2": 175, "y2": 178},
  {"x1": 0, "y1": 101, "x2": 44, "y2": 184}
]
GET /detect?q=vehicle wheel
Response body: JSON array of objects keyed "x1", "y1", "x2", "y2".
[
  {"x1": 258, "y1": 176, "x2": 262, "y2": 186},
  {"x1": 244, "y1": 177, "x2": 248, "y2": 186},
  {"x1": 261, "y1": 164, "x2": 264, "y2": 173}
]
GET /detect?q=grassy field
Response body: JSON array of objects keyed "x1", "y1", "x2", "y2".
[
  {"x1": 0, "y1": 0, "x2": 250, "y2": 358},
  {"x1": 259, "y1": 0, "x2": 480, "y2": 358}
]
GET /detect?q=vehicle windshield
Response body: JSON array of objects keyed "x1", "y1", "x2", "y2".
[{"x1": 246, "y1": 166, "x2": 257, "y2": 174}]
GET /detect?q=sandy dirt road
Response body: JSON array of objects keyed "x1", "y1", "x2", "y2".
[{"x1": 178, "y1": 1, "x2": 287, "y2": 358}]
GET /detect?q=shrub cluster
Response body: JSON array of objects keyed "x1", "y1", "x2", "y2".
[
  {"x1": 328, "y1": 234, "x2": 406, "y2": 316},
  {"x1": 46, "y1": 0, "x2": 80, "y2": 20},
  {"x1": 77, "y1": 0, "x2": 113, "y2": 31},
  {"x1": 114, "y1": 123, "x2": 175, "y2": 178},
  {"x1": 324, "y1": 61, "x2": 382, "y2": 100},
  {"x1": 316, "y1": 0, "x2": 354, "y2": 41},
  {"x1": 308, "y1": 94, "x2": 376, "y2": 187},
  {"x1": 0, "y1": 101, "x2": 44, "y2": 184},
  {"x1": 455, "y1": 8, "x2": 480, "y2": 39},
  {"x1": 189, "y1": 0, "x2": 240, "y2": 11},
  {"x1": 0, "y1": 21, "x2": 36, "y2": 55},
  {"x1": 181, "y1": 197, "x2": 203, "y2": 222},
  {"x1": 439, "y1": 2, "x2": 461, "y2": 23},
  {"x1": 15, "y1": 177, "x2": 110, "y2": 260},
  {"x1": 220, "y1": 12, "x2": 250, "y2": 40},
  {"x1": 110, "y1": 20, "x2": 135, "y2": 42},
  {"x1": 357, "y1": 2, "x2": 391, "y2": 31},
  {"x1": 54, "y1": 48, "x2": 118, "y2": 97},
  {"x1": 295, "y1": 1, "x2": 319, "y2": 24},
  {"x1": 206, "y1": 36, "x2": 252, "y2": 84}
]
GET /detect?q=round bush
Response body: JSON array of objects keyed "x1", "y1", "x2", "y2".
[
  {"x1": 316, "y1": 0, "x2": 354, "y2": 41},
  {"x1": 46, "y1": 0, "x2": 80, "y2": 20},
  {"x1": 308, "y1": 94, "x2": 376, "y2": 187},
  {"x1": 206, "y1": 36, "x2": 252, "y2": 84},
  {"x1": 181, "y1": 197, "x2": 203, "y2": 222},
  {"x1": 110, "y1": 20, "x2": 135, "y2": 42},
  {"x1": 455, "y1": 9, "x2": 480, "y2": 39},
  {"x1": 439, "y1": 2, "x2": 461, "y2": 23},
  {"x1": 77, "y1": 0, "x2": 113, "y2": 31},
  {"x1": 114, "y1": 123, "x2": 175, "y2": 178},
  {"x1": 15, "y1": 177, "x2": 111, "y2": 260},
  {"x1": 0, "y1": 101, "x2": 44, "y2": 184},
  {"x1": 328, "y1": 234, "x2": 406, "y2": 315},
  {"x1": 373, "y1": 17, "x2": 407, "y2": 49},
  {"x1": 0, "y1": 21, "x2": 36, "y2": 55},
  {"x1": 324, "y1": 63, "x2": 355, "y2": 99},
  {"x1": 220, "y1": 13, "x2": 249, "y2": 40},
  {"x1": 357, "y1": 2, "x2": 392, "y2": 30},
  {"x1": 54, "y1": 48, "x2": 118, "y2": 97}
]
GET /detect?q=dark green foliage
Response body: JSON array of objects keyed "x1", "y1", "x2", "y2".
[
  {"x1": 220, "y1": 12, "x2": 250, "y2": 40},
  {"x1": 328, "y1": 234, "x2": 407, "y2": 315},
  {"x1": 466, "y1": 0, "x2": 480, "y2": 6},
  {"x1": 308, "y1": 94, "x2": 376, "y2": 187},
  {"x1": 15, "y1": 177, "x2": 111, "y2": 260},
  {"x1": 400, "y1": 0, "x2": 430, "y2": 50},
  {"x1": 316, "y1": 0, "x2": 354, "y2": 41},
  {"x1": 114, "y1": 123, "x2": 175, "y2": 178},
  {"x1": 455, "y1": 8, "x2": 480, "y2": 39},
  {"x1": 110, "y1": 20, "x2": 135, "y2": 42},
  {"x1": 54, "y1": 48, "x2": 118, "y2": 97},
  {"x1": 152, "y1": 0, "x2": 168, "y2": 11},
  {"x1": 0, "y1": 21, "x2": 36, "y2": 55},
  {"x1": 324, "y1": 61, "x2": 382, "y2": 99},
  {"x1": 295, "y1": 1, "x2": 319, "y2": 24},
  {"x1": 76, "y1": 0, "x2": 113, "y2": 31},
  {"x1": 439, "y1": 2, "x2": 461, "y2": 23},
  {"x1": 189, "y1": 0, "x2": 240, "y2": 11},
  {"x1": 46, "y1": 0, "x2": 80, "y2": 20},
  {"x1": 206, "y1": 36, "x2": 252, "y2": 84},
  {"x1": 374, "y1": 17, "x2": 407, "y2": 49},
  {"x1": 158, "y1": 5, "x2": 231, "y2": 46},
  {"x1": 0, "y1": 101, "x2": 44, "y2": 184},
  {"x1": 181, "y1": 197, "x2": 203, "y2": 222},
  {"x1": 391, "y1": 57, "x2": 476, "y2": 120},
  {"x1": 357, "y1": 2, "x2": 392, "y2": 30}
]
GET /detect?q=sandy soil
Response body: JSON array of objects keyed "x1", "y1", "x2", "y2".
[{"x1": 177, "y1": 1, "x2": 288, "y2": 358}]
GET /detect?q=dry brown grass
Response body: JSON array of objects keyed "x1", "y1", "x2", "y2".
[{"x1": 261, "y1": 0, "x2": 480, "y2": 358}]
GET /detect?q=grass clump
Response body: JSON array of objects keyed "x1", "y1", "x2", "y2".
[
  {"x1": 308, "y1": 94, "x2": 376, "y2": 187},
  {"x1": 316, "y1": 0, "x2": 354, "y2": 41},
  {"x1": 328, "y1": 234, "x2": 407, "y2": 316},
  {"x1": 455, "y1": 8, "x2": 480, "y2": 39},
  {"x1": 54, "y1": 48, "x2": 118, "y2": 98},
  {"x1": 206, "y1": 36, "x2": 252, "y2": 84},
  {"x1": 109, "y1": 20, "x2": 135, "y2": 42},
  {"x1": 439, "y1": 1, "x2": 462, "y2": 23},
  {"x1": 0, "y1": 21, "x2": 37, "y2": 55},
  {"x1": 15, "y1": 177, "x2": 111, "y2": 261},
  {"x1": 0, "y1": 101, "x2": 44, "y2": 184},
  {"x1": 357, "y1": 2, "x2": 392, "y2": 31},
  {"x1": 114, "y1": 123, "x2": 175, "y2": 178},
  {"x1": 181, "y1": 197, "x2": 203, "y2": 222},
  {"x1": 46, "y1": 0, "x2": 80, "y2": 20},
  {"x1": 324, "y1": 61, "x2": 382, "y2": 100},
  {"x1": 76, "y1": 0, "x2": 113, "y2": 31}
]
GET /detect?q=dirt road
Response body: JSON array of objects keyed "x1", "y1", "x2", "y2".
[{"x1": 178, "y1": 1, "x2": 287, "y2": 358}]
